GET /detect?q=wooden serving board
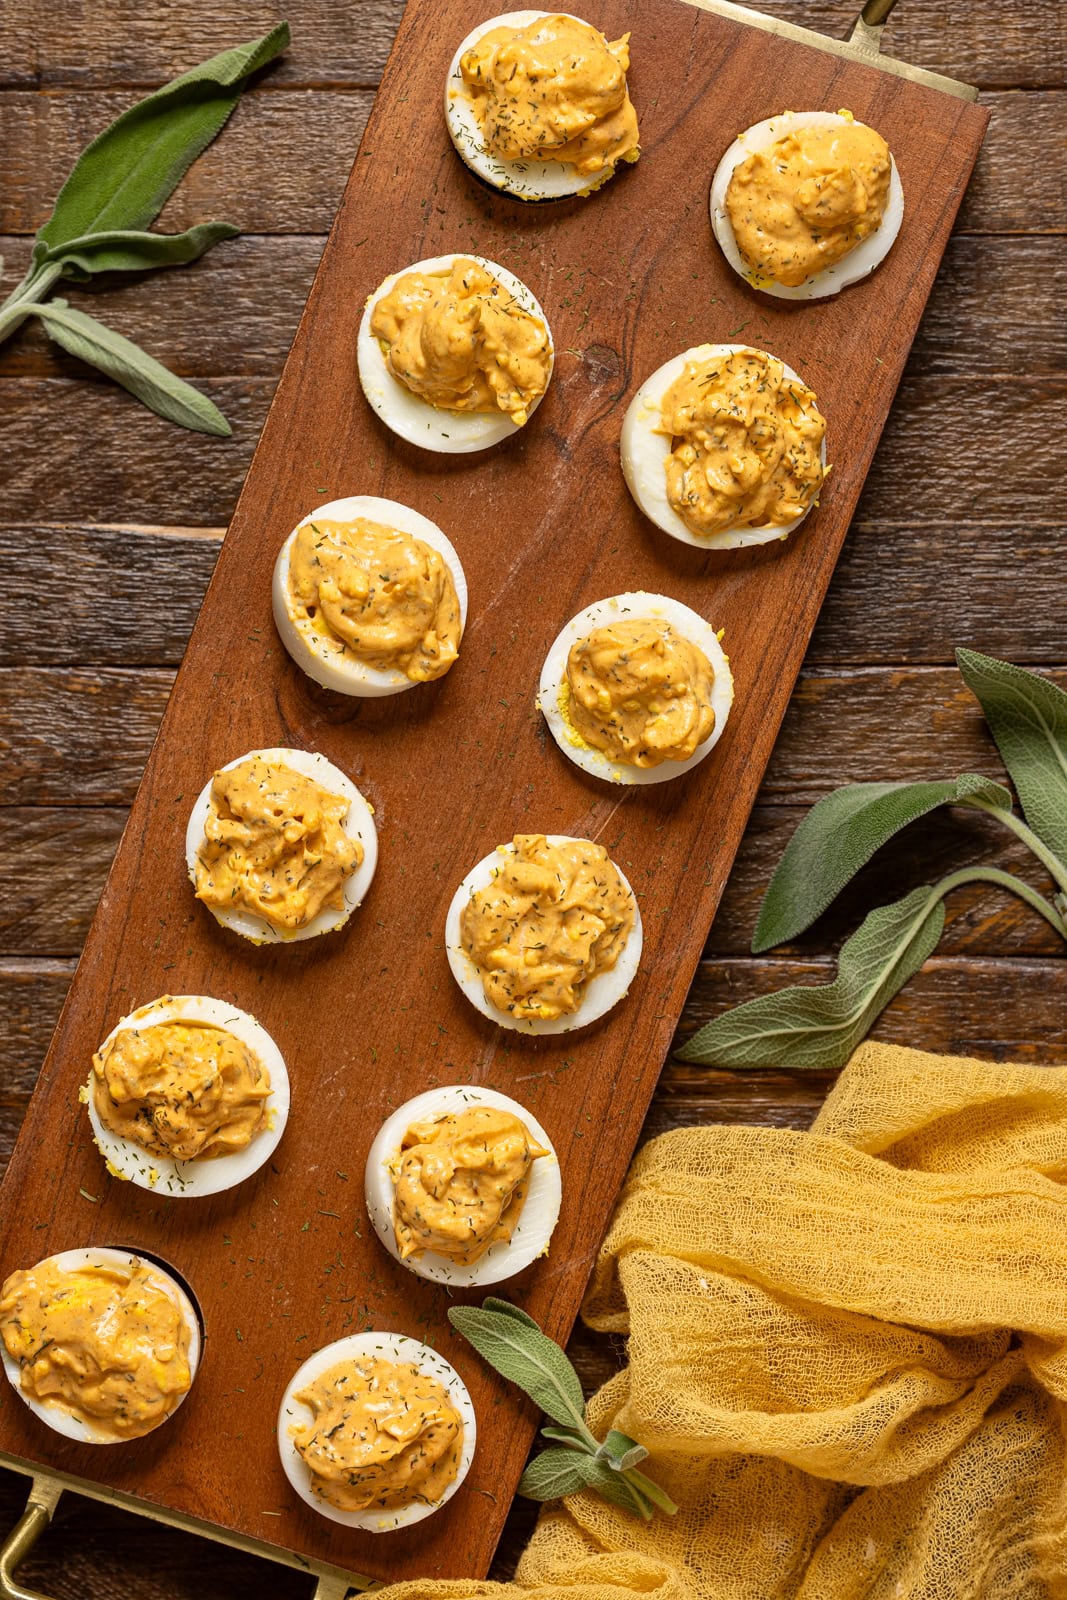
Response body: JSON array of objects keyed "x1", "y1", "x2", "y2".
[{"x1": 0, "y1": 0, "x2": 987, "y2": 1585}]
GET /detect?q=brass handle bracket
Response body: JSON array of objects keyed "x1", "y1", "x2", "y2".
[
  {"x1": 848, "y1": 0, "x2": 901, "y2": 56},
  {"x1": 0, "y1": 1455, "x2": 375, "y2": 1597},
  {"x1": 0, "y1": 1476, "x2": 63, "y2": 1600},
  {"x1": 313, "y1": 1580, "x2": 377, "y2": 1600}
]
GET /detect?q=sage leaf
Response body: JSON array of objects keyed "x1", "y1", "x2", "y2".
[
  {"x1": 455, "y1": 1301, "x2": 676, "y2": 1518},
  {"x1": 519, "y1": 1449, "x2": 598, "y2": 1502},
  {"x1": 752, "y1": 775, "x2": 1011, "y2": 952},
  {"x1": 37, "y1": 24, "x2": 290, "y2": 252},
  {"x1": 956, "y1": 648, "x2": 1067, "y2": 871},
  {"x1": 448, "y1": 1304, "x2": 588, "y2": 1432},
  {"x1": 678, "y1": 883, "x2": 947, "y2": 1071},
  {"x1": 581, "y1": 1459, "x2": 655, "y2": 1519},
  {"x1": 31, "y1": 300, "x2": 230, "y2": 436},
  {"x1": 541, "y1": 1425, "x2": 590, "y2": 1452},
  {"x1": 43, "y1": 222, "x2": 239, "y2": 282},
  {"x1": 599, "y1": 1430, "x2": 649, "y2": 1472},
  {"x1": 482, "y1": 1296, "x2": 541, "y2": 1331}
]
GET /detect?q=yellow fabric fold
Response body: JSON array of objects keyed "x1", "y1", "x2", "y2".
[{"x1": 380, "y1": 1042, "x2": 1067, "y2": 1600}]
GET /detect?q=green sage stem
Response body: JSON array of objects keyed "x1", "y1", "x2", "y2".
[
  {"x1": 964, "y1": 797, "x2": 1067, "y2": 898},
  {"x1": 0, "y1": 262, "x2": 64, "y2": 343},
  {"x1": 625, "y1": 1466, "x2": 680, "y2": 1515},
  {"x1": 946, "y1": 864, "x2": 1067, "y2": 938}
]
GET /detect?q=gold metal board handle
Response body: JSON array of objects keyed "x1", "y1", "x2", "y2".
[
  {"x1": 0, "y1": 1476, "x2": 61, "y2": 1600},
  {"x1": 682, "y1": 0, "x2": 977, "y2": 101},
  {"x1": 849, "y1": 0, "x2": 903, "y2": 57},
  {"x1": 0, "y1": 1463, "x2": 376, "y2": 1600}
]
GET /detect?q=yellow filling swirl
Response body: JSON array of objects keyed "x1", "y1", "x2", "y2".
[
  {"x1": 292, "y1": 1356, "x2": 463, "y2": 1512},
  {"x1": 565, "y1": 618, "x2": 716, "y2": 767},
  {"x1": 461, "y1": 13, "x2": 639, "y2": 178},
  {"x1": 460, "y1": 833, "x2": 634, "y2": 1021},
  {"x1": 288, "y1": 516, "x2": 461, "y2": 682},
  {"x1": 370, "y1": 258, "x2": 551, "y2": 425},
  {"x1": 726, "y1": 120, "x2": 891, "y2": 287},
  {"x1": 194, "y1": 757, "x2": 362, "y2": 934},
  {"x1": 0, "y1": 1259, "x2": 192, "y2": 1440},
  {"x1": 656, "y1": 347, "x2": 826, "y2": 537},
  {"x1": 92, "y1": 1019, "x2": 270, "y2": 1162},
  {"x1": 390, "y1": 1106, "x2": 547, "y2": 1264}
]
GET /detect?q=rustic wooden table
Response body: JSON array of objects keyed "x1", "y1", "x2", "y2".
[{"x1": 0, "y1": 0, "x2": 1064, "y2": 1592}]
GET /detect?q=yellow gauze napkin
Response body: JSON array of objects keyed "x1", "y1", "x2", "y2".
[{"x1": 383, "y1": 1041, "x2": 1067, "y2": 1600}]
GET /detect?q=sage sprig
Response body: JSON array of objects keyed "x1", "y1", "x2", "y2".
[
  {"x1": 750, "y1": 774, "x2": 1012, "y2": 953},
  {"x1": 956, "y1": 648, "x2": 1067, "y2": 898},
  {"x1": 0, "y1": 23, "x2": 290, "y2": 434},
  {"x1": 448, "y1": 1298, "x2": 678, "y2": 1520},
  {"x1": 34, "y1": 300, "x2": 235, "y2": 436},
  {"x1": 679, "y1": 653, "x2": 1067, "y2": 1073}
]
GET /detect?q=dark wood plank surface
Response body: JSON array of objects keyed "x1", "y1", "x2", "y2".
[{"x1": 0, "y1": 0, "x2": 1063, "y2": 1593}]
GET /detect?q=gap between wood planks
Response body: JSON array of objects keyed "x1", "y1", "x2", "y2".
[
  {"x1": 3, "y1": 234, "x2": 1065, "y2": 387},
  {"x1": 4, "y1": 795, "x2": 1064, "y2": 954},
  {"x1": 3, "y1": 666, "x2": 1066, "y2": 811},
  {"x1": 1, "y1": 377, "x2": 1063, "y2": 526},
  {"x1": 0, "y1": 91, "x2": 1062, "y2": 237},
  {"x1": 0, "y1": 0, "x2": 1062, "y2": 90}
]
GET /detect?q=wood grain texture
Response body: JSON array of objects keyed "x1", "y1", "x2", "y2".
[
  {"x1": 3, "y1": 955, "x2": 1065, "y2": 1188},
  {"x1": 0, "y1": 88, "x2": 374, "y2": 236},
  {"x1": 5, "y1": 666, "x2": 1062, "y2": 807},
  {"x1": 0, "y1": 527, "x2": 220, "y2": 664},
  {"x1": 0, "y1": 962, "x2": 75, "y2": 1112},
  {"x1": 1, "y1": 0, "x2": 1063, "y2": 89},
  {"x1": 0, "y1": 667, "x2": 176, "y2": 804},
  {"x1": 5, "y1": 234, "x2": 1065, "y2": 381},
  {"x1": 6, "y1": 797, "x2": 1063, "y2": 959},
  {"x1": 0, "y1": 0, "x2": 990, "y2": 1581},
  {"x1": 5, "y1": 375, "x2": 1061, "y2": 528},
  {"x1": 0, "y1": 88, "x2": 1060, "y2": 239},
  {"x1": 674, "y1": 955, "x2": 1067, "y2": 1062},
  {"x1": 958, "y1": 93, "x2": 1067, "y2": 233},
  {"x1": 0, "y1": 1467, "x2": 316, "y2": 1600},
  {"x1": 5, "y1": 518, "x2": 1066, "y2": 670}
]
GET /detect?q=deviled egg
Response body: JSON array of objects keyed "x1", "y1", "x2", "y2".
[
  {"x1": 186, "y1": 747, "x2": 378, "y2": 945},
  {"x1": 446, "y1": 833, "x2": 642, "y2": 1033},
  {"x1": 278, "y1": 1331, "x2": 476, "y2": 1530},
  {"x1": 445, "y1": 10, "x2": 640, "y2": 201},
  {"x1": 621, "y1": 343, "x2": 828, "y2": 549},
  {"x1": 365, "y1": 1084, "x2": 562, "y2": 1287},
  {"x1": 357, "y1": 254, "x2": 554, "y2": 452},
  {"x1": 0, "y1": 1246, "x2": 200, "y2": 1444},
  {"x1": 272, "y1": 495, "x2": 468, "y2": 697},
  {"x1": 540, "y1": 591, "x2": 733, "y2": 786},
  {"x1": 710, "y1": 109, "x2": 904, "y2": 299},
  {"x1": 86, "y1": 994, "x2": 290, "y2": 1198}
]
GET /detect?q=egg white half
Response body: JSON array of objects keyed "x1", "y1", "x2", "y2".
[
  {"x1": 445, "y1": 11, "x2": 634, "y2": 201},
  {"x1": 0, "y1": 1246, "x2": 201, "y2": 1445},
  {"x1": 277, "y1": 1331, "x2": 477, "y2": 1530},
  {"x1": 621, "y1": 343, "x2": 828, "y2": 550},
  {"x1": 86, "y1": 995, "x2": 290, "y2": 1198},
  {"x1": 272, "y1": 495, "x2": 469, "y2": 698},
  {"x1": 185, "y1": 746, "x2": 378, "y2": 945},
  {"x1": 445, "y1": 834, "x2": 643, "y2": 1033},
  {"x1": 710, "y1": 110, "x2": 905, "y2": 300},
  {"x1": 539, "y1": 590, "x2": 734, "y2": 786},
  {"x1": 365, "y1": 1084, "x2": 562, "y2": 1287},
  {"x1": 357, "y1": 254, "x2": 554, "y2": 453}
]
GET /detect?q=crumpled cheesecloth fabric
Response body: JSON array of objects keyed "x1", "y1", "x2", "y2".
[{"x1": 383, "y1": 1041, "x2": 1067, "y2": 1600}]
